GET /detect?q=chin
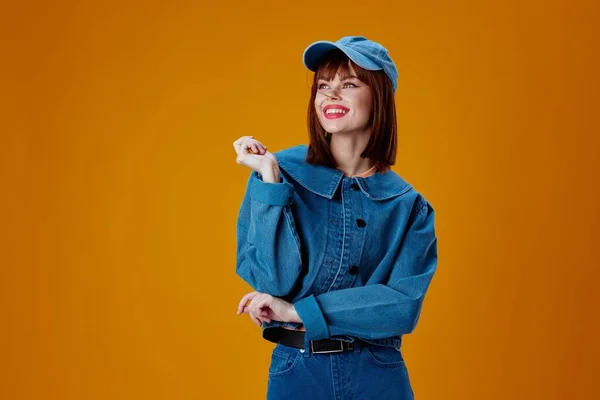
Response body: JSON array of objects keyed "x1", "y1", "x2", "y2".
[
  {"x1": 320, "y1": 123, "x2": 346, "y2": 133},
  {"x1": 325, "y1": 127, "x2": 353, "y2": 135}
]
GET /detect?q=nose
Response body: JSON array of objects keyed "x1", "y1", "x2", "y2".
[
  {"x1": 323, "y1": 86, "x2": 341, "y2": 100},
  {"x1": 328, "y1": 91, "x2": 340, "y2": 100}
]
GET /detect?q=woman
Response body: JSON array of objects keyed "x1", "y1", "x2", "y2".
[{"x1": 233, "y1": 36, "x2": 438, "y2": 399}]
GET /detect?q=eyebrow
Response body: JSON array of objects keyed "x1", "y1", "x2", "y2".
[{"x1": 318, "y1": 74, "x2": 359, "y2": 82}]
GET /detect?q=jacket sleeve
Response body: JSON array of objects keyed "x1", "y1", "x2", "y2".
[
  {"x1": 293, "y1": 199, "x2": 438, "y2": 340},
  {"x1": 235, "y1": 169, "x2": 304, "y2": 298}
]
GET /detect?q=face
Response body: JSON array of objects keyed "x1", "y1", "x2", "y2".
[{"x1": 314, "y1": 63, "x2": 373, "y2": 136}]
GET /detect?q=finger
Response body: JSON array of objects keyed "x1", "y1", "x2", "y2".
[
  {"x1": 233, "y1": 136, "x2": 254, "y2": 154},
  {"x1": 240, "y1": 139, "x2": 253, "y2": 156},
  {"x1": 256, "y1": 142, "x2": 267, "y2": 154},
  {"x1": 237, "y1": 292, "x2": 258, "y2": 315},
  {"x1": 250, "y1": 139, "x2": 267, "y2": 153},
  {"x1": 248, "y1": 311, "x2": 258, "y2": 326},
  {"x1": 250, "y1": 293, "x2": 271, "y2": 316},
  {"x1": 240, "y1": 141, "x2": 249, "y2": 155},
  {"x1": 242, "y1": 138, "x2": 262, "y2": 155},
  {"x1": 247, "y1": 140, "x2": 259, "y2": 155},
  {"x1": 233, "y1": 139, "x2": 242, "y2": 153},
  {"x1": 260, "y1": 310, "x2": 272, "y2": 323},
  {"x1": 249, "y1": 311, "x2": 262, "y2": 327},
  {"x1": 237, "y1": 291, "x2": 258, "y2": 314},
  {"x1": 248, "y1": 293, "x2": 266, "y2": 316},
  {"x1": 237, "y1": 293, "x2": 250, "y2": 314},
  {"x1": 247, "y1": 292, "x2": 267, "y2": 316},
  {"x1": 233, "y1": 137, "x2": 248, "y2": 153}
]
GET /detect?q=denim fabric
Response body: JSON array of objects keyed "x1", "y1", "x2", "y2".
[
  {"x1": 236, "y1": 144, "x2": 438, "y2": 349},
  {"x1": 266, "y1": 340, "x2": 414, "y2": 399},
  {"x1": 303, "y1": 35, "x2": 399, "y2": 92}
]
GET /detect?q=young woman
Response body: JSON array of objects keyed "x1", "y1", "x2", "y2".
[{"x1": 233, "y1": 36, "x2": 438, "y2": 399}]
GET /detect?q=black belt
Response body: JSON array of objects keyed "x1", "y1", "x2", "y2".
[{"x1": 278, "y1": 329, "x2": 355, "y2": 354}]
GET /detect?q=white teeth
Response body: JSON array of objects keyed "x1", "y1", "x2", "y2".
[{"x1": 325, "y1": 109, "x2": 347, "y2": 115}]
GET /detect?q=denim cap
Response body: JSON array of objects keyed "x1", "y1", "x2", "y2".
[{"x1": 302, "y1": 35, "x2": 398, "y2": 92}]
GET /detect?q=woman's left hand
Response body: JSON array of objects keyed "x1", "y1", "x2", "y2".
[{"x1": 236, "y1": 291, "x2": 301, "y2": 326}]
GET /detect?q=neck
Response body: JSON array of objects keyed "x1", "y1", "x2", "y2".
[{"x1": 329, "y1": 130, "x2": 374, "y2": 176}]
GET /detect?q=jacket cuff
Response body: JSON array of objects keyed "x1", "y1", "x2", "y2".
[
  {"x1": 250, "y1": 173, "x2": 294, "y2": 206},
  {"x1": 293, "y1": 294, "x2": 329, "y2": 340}
]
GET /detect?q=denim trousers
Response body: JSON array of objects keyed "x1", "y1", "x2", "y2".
[{"x1": 266, "y1": 339, "x2": 414, "y2": 400}]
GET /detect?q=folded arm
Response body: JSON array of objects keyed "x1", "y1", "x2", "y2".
[
  {"x1": 294, "y1": 199, "x2": 438, "y2": 340},
  {"x1": 236, "y1": 170, "x2": 304, "y2": 298}
]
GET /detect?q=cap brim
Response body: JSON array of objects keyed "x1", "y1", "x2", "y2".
[{"x1": 302, "y1": 40, "x2": 382, "y2": 72}]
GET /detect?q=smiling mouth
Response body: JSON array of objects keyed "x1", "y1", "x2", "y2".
[{"x1": 323, "y1": 108, "x2": 349, "y2": 119}]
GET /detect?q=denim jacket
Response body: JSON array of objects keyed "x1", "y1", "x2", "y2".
[{"x1": 235, "y1": 144, "x2": 438, "y2": 349}]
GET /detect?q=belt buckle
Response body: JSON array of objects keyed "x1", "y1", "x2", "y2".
[{"x1": 310, "y1": 339, "x2": 352, "y2": 354}]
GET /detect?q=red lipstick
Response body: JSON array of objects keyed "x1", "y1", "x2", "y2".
[{"x1": 323, "y1": 104, "x2": 350, "y2": 119}]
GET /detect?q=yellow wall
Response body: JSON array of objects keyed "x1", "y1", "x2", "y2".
[{"x1": 1, "y1": 1, "x2": 598, "y2": 398}]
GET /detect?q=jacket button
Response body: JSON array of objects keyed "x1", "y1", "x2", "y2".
[
  {"x1": 349, "y1": 265, "x2": 359, "y2": 275},
  {"x1": 350, "y1": 183, "x2": 360, "y2": 191},
  {"x1": 355, "y1": 218, "x2": 366, "y2": 227}
]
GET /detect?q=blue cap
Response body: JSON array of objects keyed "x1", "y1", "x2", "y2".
[{"x1": 302, "y1": 36, "x2": 398, "y2": 92}]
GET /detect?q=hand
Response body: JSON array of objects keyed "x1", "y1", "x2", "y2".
[
  {"x1": 233, "y1": 136, "x2": 278, "y2": 174},
  {"x1": 236, "y1": 291, "x2": 302, "y2": 327}
]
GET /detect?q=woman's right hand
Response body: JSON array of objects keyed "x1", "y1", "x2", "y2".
[{"x1": 233, "y1": 136, "x2": 278, "y2": 174}]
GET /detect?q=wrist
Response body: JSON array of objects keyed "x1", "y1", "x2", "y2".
[
  {"x1": 286, "y1": 304, "x2": 302, "y2": 323},
  {"x1": 260, "y1": 163, "x2": 280, "y2": 183}
]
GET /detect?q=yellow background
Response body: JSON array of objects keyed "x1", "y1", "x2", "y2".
[{"x1": 1, "y1": 0, "x2": 598, "y2": 399}]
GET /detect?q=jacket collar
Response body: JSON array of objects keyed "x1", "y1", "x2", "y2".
[{"x1": 274, "y1": 144, "x2": 412, "y2": 201}]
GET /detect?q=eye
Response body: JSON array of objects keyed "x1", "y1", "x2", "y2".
[{"x1": 317, "y1": 82, "x2": 358, "y2": 89}]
